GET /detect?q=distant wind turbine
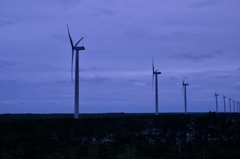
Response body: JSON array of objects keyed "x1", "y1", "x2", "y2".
[
  {"x1": 223, "y1": 94, "x2": 226, "y2": 113},
  {"x1": 238, "y1": 101, "x2": 240, "y2": 113},
  {"x1": 229, "y1": 98, "x2": 232, "y2": 113},
  {"x1": 215, "y1": 93, "x2": 219, "y2": 113},
  {"x1": 237, "y1": 101, "x2": 239, "y2": 113},
  {"x1": 182, "y1": 79, "x2": 189, "y2": 114},
  {"x1": 233, "y1": 100, "x2": 235, "y2": 112},
  {"x1": 238, "y1": 101, "x2": 239, "y2": 113},
  {"x1": 152, "y1": 58, "x2": 161, "y2": 115},
  {"x1": 238, "y1": 101, "x2": 240, "y2": 112},
  {"x1": 67, "y1": 25, "x2": 85, "y2": 119}
]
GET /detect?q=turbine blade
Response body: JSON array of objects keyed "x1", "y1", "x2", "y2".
[
  {"x1": 67, "y1": 24, "x2": 74, "y2": 50},
  {"x1": 71, "y1": 50, "x2": 74, "y2": 82},
  {"x1": 152, "y1": 74, "x2": 154, "y2": 92},
  {"x1": 152, "y1": 58, "x2": 154, "y2": 74},
  {"x1": 75, "y1": 37, "x2": 84, "y2": 47},
  {"x1": 182, "y1": 81, "x2": 184, "y2": 96},
  {"x1": 152, "y1": 58, "x2": 154, "y2": 92}
]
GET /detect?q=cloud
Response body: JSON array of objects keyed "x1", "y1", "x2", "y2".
[
  {"x1": 55, "y1": 79, "x2": 72, "y2": 84},
  {"x1": 0, "y1": 58, "x2": 16, "y2": 68},
  {"x1": 189, "y1": 85, "x2": 203, "y2": 90},
  {"x1": 94, "y1": 8, "x2": 115, "y2": 17},
  {"x1": 168, "y1": 76, "x2": 179, "y2": 81},
  {"x1": 126, "y1": 28, "x2": 149, "y2": 41},
  {"x1": 8, "y1": 80, "x2": 18, "y2": 83},
  {"x1": 77, "y1": 66, "x2": 97, "y2": 72},
  {"x1": 0, "y1": 101, "x2": 20, "y2": 105},
  {"x1": 190, "y1": 0, "x2": 217, "y2": 8},
  {"x1": 213, "y1": 72, "x2": 238, "y2": 79},
  {"x1": 170, "y1": 50, "x2": 223, "y2": 61},
  {"x1": 80, "y1": 75, "x2": 112, "y2": 83},
  {"x1": 230, "y1": 82, "x2": 240, "y2": 90},
  {"x1": 0, "y1": 20, "x2": 18, "y2": 28},
  {"x1": 134, "y1": 82, "x2": 145, "y2": 86}
]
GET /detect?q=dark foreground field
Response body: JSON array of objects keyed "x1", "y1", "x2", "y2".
[{"x1": 1, "y1": 112, "x2": 240, "y2": 159}]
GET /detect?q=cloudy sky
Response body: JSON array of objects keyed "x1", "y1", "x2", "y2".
[{"x1": 0, "y1": 0, "x2": 239, "y2": 114}]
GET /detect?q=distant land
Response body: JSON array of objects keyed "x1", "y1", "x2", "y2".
[{"x1": 0, "y1": 112, "x2": 236, "y2": 120}]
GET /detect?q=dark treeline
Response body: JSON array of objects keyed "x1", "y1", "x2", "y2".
[{"x1": 1, "y1": 112, "x2": 240, "y2": 159}]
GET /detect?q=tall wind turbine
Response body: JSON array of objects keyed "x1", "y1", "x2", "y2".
[
  {"x1": 229, "y1": 98, "x2": 232, "y2": 113},
  {"x1": 152, "y1": 58, "x2": 161, "y2": 115},
  {"x1": 182, "y1": 79, "x2": 189, "y2": 114},
  {"x1": 67, "y1": 25, "x2": 85, "y2": 119},
  {"x1": 223, "y1": 94, "x2": 226, "y2": 113},
  {"x1": 215, "y1": 93, "x2": 219, "y2": 113}
]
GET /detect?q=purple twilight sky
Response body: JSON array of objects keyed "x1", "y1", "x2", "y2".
[{"x1": 0, "y1": 0, "x2": 239, "y2": 114}]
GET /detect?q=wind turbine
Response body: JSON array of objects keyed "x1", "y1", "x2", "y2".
[
  {"x1": 238, "y1": 101, "x2": 240, "y2": 113},
  {"x1": 238, "y1": 101, "x2": 239, "y2": 113},
  {"x1": 229, "y1": 98, "x2": 232, "y2": 113},
  {"x1": 233, "y1": 100, "x2": 235, "y2": 112},
  {"x1": 67, "y1": 25, "x2": 85, "y2": 119},
  {"x1": 215, "y1": 93, "x2": 219, "y2": 113},
  {"x1": 237, "y1": 101, "x2": 239, "y2": 113},
  {"x1": 223, "y1": 94, "x2": 226, "y2": 113},
  {"x1": 152, "y1": 58, "x2": 161, "y2": 115},
  {"x1": 182, "y1": 79, "x2": 189, "y2": 114}
]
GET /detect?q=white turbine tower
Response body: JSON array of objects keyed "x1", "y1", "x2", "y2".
[
  {"x1": 223, "y1": 94, "x2": 226, "y2": 113},
  {"x1": 229, "y1": 98, "x2": 232, "y2": 113},
  {"x1": 67, "y1": 25, "x2": 85, "y2": 119},
  {"x1": 152, "y1": 58, "x2": 161, "y2": 115},
  {"x1": 182, "y1": 79, "x2": 189, "y2": 114},
  {"x1": 215, "y1": 93, "x2": 219, "y2": 113}
]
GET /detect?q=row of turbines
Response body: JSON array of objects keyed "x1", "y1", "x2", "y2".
[
  {"x1": 216, "y1": 93, "x2": 240, "y2": 113},
  {"x1": 152, "y1": 60, "x2": 239, "y2": 115},
  {"x1": 67, "y1": 25, "x2": 239, "y2": 119}
]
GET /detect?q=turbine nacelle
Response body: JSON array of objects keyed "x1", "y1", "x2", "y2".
[
  {"x1": 182, "y1": 80, "x2": 189, "y2": 94},
  {"x1": 153, "y1": 71, "x2": 161, "y2": 74},
  {"x1": 182, "y1": 78, "x2": 189, "y2": 86},
  {"x1": 182, "y1": 79, "x2": 189, "y2": 114},
  {"x1": 182, "y1": 80, "x2": 189, "y2": 96},
  {"x1": 75, "y1": 46, "x2": 85, "y2": 51}
]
